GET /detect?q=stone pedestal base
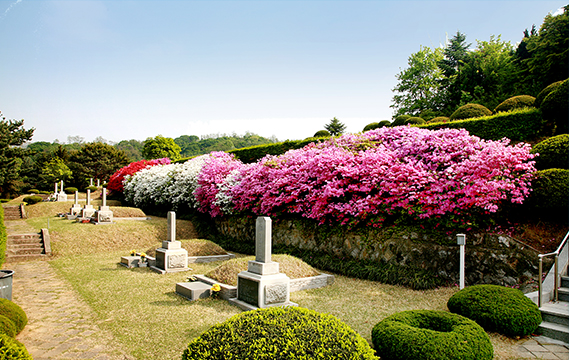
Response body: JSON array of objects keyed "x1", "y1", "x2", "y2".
[
  {"x1": 67, "y1": 204, "x2": 82, "y2": 219},
  {"x1": 152, "y1": 242, "x2": 189, "y2": 274},
  {"x1": 81, "y1": 205, "x2": 95, "y2": 218},
  {"x1": 176, "y1": 282, "x2": 212, "y2": 301},
  {"x1": 95, "y1": 207, "x2": 113, "y2": 223},
  {"x1": 235, "y1": 271, "x2": 293, "y2": 309},
  {"x1": 57, "y1": 192, "x2": 68, "y2": 202}
]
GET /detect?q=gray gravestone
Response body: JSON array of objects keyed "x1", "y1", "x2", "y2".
[
  {"x1": 231, "y1": 217, "x2": 294, "y2": 310},
  {"x1": 57, "y1": 180, "x2": 68, "y2": 202},
  {"x1": 95, "y1": 187, "x2": 113, "y2": 223},
  {"x1": 152, "y1": 211, "x2": 188, "y2": 274}
]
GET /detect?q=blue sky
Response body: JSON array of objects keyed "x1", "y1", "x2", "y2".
[{"x1": 0, "y1": 0, "x2": 567, "y2": 144}]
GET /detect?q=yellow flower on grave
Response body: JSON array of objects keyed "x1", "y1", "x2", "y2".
[
  {"x1": 140, "y1": 252, "x2": 147, "y2": 258},
  {"x1": 130, "y1": 250, "x2": 136, "y2": 256},
  {"x1": 211, "y1": 284, "x2": 221, "y2": 292}
]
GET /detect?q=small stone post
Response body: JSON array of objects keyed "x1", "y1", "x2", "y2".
[
  {"x1": 95, "y1": 187, "x2": 113, "y2": 223},
  {"x1": 97, "y1": 179, "x2": 100, "y2": 187},
  {"x1": 81, "y1": 189, "x2": 95, "y2": 218},
  {"x1": 457, "y1": 234, "x2": 466, "y2": 289},
  {"x1": 90, "y1": 178, "x2": 93, "y2": 186},
  {"x1": 152, "y1": 211, "x2": 188, "y2": 274}
]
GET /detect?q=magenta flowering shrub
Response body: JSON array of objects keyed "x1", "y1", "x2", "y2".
[
  {"x1": 230, "y1": 127, "x2": 536, "y2": 226},
  {"x1": 194, "y1": 152, "x2": 247, "y2": 217}
]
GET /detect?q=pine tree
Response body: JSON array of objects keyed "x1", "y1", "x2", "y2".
[{"x1": 324, "y1": 117, "x2": 346, "y2": 136}]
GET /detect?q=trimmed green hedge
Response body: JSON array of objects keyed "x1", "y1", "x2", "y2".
[
  {"x1": 391, "y1": 115, "x2": 412, "y2": 127},
  {"x1": 313, "y1": 130, "x2": 331, "y2": 137},
  {"x1": 494, "y1": 95, "x2": 535, "y2": 113},
  {"x1": 531, "y1": 134, "x2": 569, "y2": 170},
  {"x1": 371, "y1": 310, "x2": 493, "y2": 360},
  {"x1": 0, "y1": 300, "x2": 27, "y2": 335},
  {"x1": 419, "y1": 108, "x2": 546, "y2": 142},
  {"x1": 447, "y1": 285, "x2": 542, "y2": 337},
  {"x1": 427, "y1": 116, "x2": 450, "y2": 124},
  {"x1": 526, "y1": 168, "x2": 569, "y2": 213},
  {"x1": 0, "y1": 207, "x2": 5, "y2": 269},
  {"x1": 403, "y1": 117, "x2": 426, "y2": 125},
  {"x1": 228, "y1": 137, "x2": 328, "y2": 164},
  {"x1": 27, "y1": 189, "x2": 39, "y2": 194},
  {"x1": 182, "y1": 306, "x2": 378, "y2": 360},
  {"x1": 64, "y1": 187, "x2": 78, "y2": 194},
  {"x1": 535, "y1": 80, "x2": 564, "y2": 108},
  {"x1": 450, "y1": 103, "x2": 492, "y2": 121},
  {"x1": 0, "y1": 334, "x2": 33, "y2": 360}
]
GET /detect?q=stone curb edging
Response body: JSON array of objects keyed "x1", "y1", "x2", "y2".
[{"x1": 120, "y1": 253, "x2": 235, "y2": 269}]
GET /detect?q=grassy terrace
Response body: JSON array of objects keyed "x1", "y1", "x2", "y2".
[{"x1": 12, "y1": 200, "x2": 529, "y2": 359}]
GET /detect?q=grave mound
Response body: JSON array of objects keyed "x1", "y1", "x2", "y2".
[
  {"x1": 205, "y1": 254, "x2": 320, "y2": 286},
  {"x1": 145, "y1": 239, "x2": 227, "y2": 258}
]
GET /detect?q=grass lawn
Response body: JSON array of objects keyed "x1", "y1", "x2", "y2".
[{"x1": 18, "y1": 206, "x2": 529, "y2": 360}]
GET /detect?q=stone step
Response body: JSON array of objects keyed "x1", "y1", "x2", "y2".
[
  {"x1": 562, "y1": 276, "x2": 569, "y2": 289},
  {"x1": 4, "y1": 254, "x2": 48, "y2": 262},
  {"x1": 7, "y1": 235, "x2": 42, "y2": 245},
  {"x1": 8, "y1": 243, "x2": 43, "y2": 250},
  {"x1": 540, "y1": 302, "x2": 569, "y2": 327},
  {"x1": 7, "y1": 247, "x2": 44, "y2": 255},
  {"x1": 8, "y1": 233, "x2": 41, "y2": 240},
  {"x1": 538, "y1": 320, "x2": 569, "y2": 344},
  {"x1": 559, "y1": 287, "x2": 569, "y2": 302}
]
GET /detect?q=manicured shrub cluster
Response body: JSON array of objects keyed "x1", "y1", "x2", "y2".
[
  {"x1": 450, "y1": 103, "x2": 492, "y2": 121},
  {"x1": 447, "y1": 285, "x2": 542, "y2": 337},
  {"x1": 0, "y1": 299, "x2": 27, "y2": 335},
  {"x1": 0, "y1": 207, "x2": 5, "y2": 269},
  {"x1": 531, "y1": 134, "x2": 569, "y2": 170},
  {"x1": 540, "y1": 78, "x2": 569, "y2": 134},
  {"x1": 427, "y1": 116, "x2": 450, "y2": 124},
  {"x1": 420, "y1": 108, "x2": 546, "y2": 142},
  {"x1": 0, "y1": 315, "x2": 17, "y2": 338},
  {"x1": 371, "y1": 310, "x2": 493, "y2": 360},
  {"x1": 107, "y1": 158, "x2": 170, "y2": 194},
  {"x1": 182, "y1": 306, "x2": 378, "y2": 360},
  {"x1": 123, "y1": 127, "x2": 536, "y2": 229},
  {"x1": 494, "y1": 95, "x2": 536, "y2": 113},
  {"x1": 22, "y1": 196, "x2": 42, "y2": 205},
  {"x1": 525, "y1": 168, "x2": 569, "y2": 214},
  {"x1": 228, "y1": 137, "x2": 327, "y2": 164},
  {"x1": 391, "y1": 114, "x2": 412, "y2": 127},
  {"x1": 313, "y1": 130, "x2": 330, "y2": 137},
  {"x1": 64, "y1": 187, "x2": 78, "y2": 194},
  {"x1": 403, "y1": 116, "x2": 426, "y2": 125},
  {"x1": 535, "y1": 80, "x2": 564, "y2": 108},
  {"x1": 27, "y1": 189, "x2": 39, "y2": 194},
  {"x1": 38, "y1": 191, "x2": 50, "y2": 195},
  {"x1": 0, "y1": 334, "x2": 32, "y2": 360},
  {"x1": 363, "y1": 121, "x2": 391, "y2": 132},
  {"x1": 85, "y1": 186, "x2": 98, "y2": 192}
]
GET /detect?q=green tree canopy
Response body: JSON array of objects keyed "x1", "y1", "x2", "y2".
[
  {"x1": 68, "y1": 142, "x2": 129, "y2": 187},
  {"x1": 0, "y1": 113, "x2": 34, "y2": 197},
  {"x1": 324, "y1": 117, "x2": 346, "y2": 136},
  {"x1": 40, "y1": 157, "x2": 72, "y2": 188},
  {"x1": 142, "y1": 135, "x2": 181, "y2": 161},
  {"x1": 391, "y1": 46, "x2": 445, "y2": 117}
]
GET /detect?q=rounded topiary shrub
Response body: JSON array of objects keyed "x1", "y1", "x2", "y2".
[
  {"x1": 39, "y1": 191, "x2": 50, "y2": 195},
  {"x1": 182, "y1": 306, "x2": 378, "y2": 360},
  {"x1": 531, "y1": 134, "x2": 569, "y2": 170},
  {"x1": 64, "y1": 187, "x2": 78, "y2": 194},
  {"x1": 22, "y1": 196, "x2": 42, "y2": 205},
  {"x1": 0, "y1": 315, "x2": 17, "y2": 338},
  {"x1": 541, "y1": 79, "x2": 569, "y2": 134},
  {"x1": 534, "y1": 80, "x2": 564, "y2": 108},
  {"x1": 313, "y1": 130, "x2": 331, "y2": 137},
  {"x1": 427, "y1": 116, "x2": 450, "y2": 124},
  {"x1": 0, "y1": 300, "x2": 27, "y2": 335},
  {"x1": 363, "y1": 122, "x2": 379, "y2": 132},
  {"x1": 449, "y1": 103, "x2": 492, "y2": 121},
  {"x1": 371, "y1": 310, "x2": 493, "y2": 360},
  {"x1": 526, "y1": 168, "x2": 569, "y2": 213},
  {"x1": 403, "y1": 117, "x2": 426, "y2": 125},
  {"x1": 391, "y1": 115, "x2": 412, "y2": 127},
  {"x1": 27, "y1": 189, "x2": 39, "y2": 194},
  {"x1": 447, "y1": 285, "x2": 542, "y2": 337},
  {"x1": 494, "y1": 95, "x2": 536, "y2": 113},
  {"x1": 86, "y1": 186, "x2": 98, "y2": 192},
  {"x1": 0, "y1": 334, "x2": 33, "y2": 360}
]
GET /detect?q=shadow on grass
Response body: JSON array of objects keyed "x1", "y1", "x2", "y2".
[{"x1": 150, "y1": 291, "x2": 188, "y2": 306}]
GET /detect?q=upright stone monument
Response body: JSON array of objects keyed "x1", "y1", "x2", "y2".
[
  {"x1": 57, "y1": 180, "x2": 68, "y2": 202},
  {"x1": 80, "y1": 189, "x2": 95, "y2": 219},
  {"x1": 90, "y1": 178, "x2": 94, "y2": 187},
  {"x1": 230, "y1": 217, "x2": 295, "y2": 310},
  {"x1": 67, "y1": 191, "x2": 82, "y2": 219},
  {"x1": 151, "y1": 212, "x2": 189, "y2": 274},
  {"x1": 97, "y1": 179, "x2": 100, "y2": 187},
  {"x1": 94, "y1": 187, "x2": 113, "y2": 224}
]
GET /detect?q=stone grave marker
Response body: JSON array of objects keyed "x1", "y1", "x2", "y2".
[
  {"x1": 57, "y1": 180, "x2": 68, "y2": 202},
  {"x1": 67, "y1": 191, "x2": 82, "y2": 219},
  {"x1": 90, "y1": 178, "x2": 93, "y2": 187},
  {"x1": 94, "y1": 187, "x2": 113, "y2": 224},
  {"x1": 230, "y1": 217, "x2": 295, "y2": 310},
  {"x1": 80, "y1": 189, "x2": 95, "y2": 219},
  {"x1": 151, "y1": 211, "x2": 189, "y2": 274},
  {"x1": 97, "y1": 179, "x2": 100, "y2": 187}
]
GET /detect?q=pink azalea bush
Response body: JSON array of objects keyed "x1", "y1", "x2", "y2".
[
  {"x1": 229, "y1": 126, "x2": 536, "y2": 226},
  {"x1": 108, "y1": 158, "x2": 170, "y2": 194}
]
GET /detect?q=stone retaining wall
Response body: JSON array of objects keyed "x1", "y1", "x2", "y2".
[{"x1": 214, "y1": 216, "x2": 541, "y2": 288}]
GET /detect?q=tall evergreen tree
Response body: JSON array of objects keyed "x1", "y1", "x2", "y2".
[
  {"x1": 438, "y1": 31, "x2": 472, "y2": 113},
  {"x1": 0, "y1": 112, "x2": 34, "y2": 197},
  {"x1": 324, "y1": 117, "x2": 347, "y2": 136}
]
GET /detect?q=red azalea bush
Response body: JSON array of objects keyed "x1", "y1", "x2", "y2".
[{"x1": 107, "y1": 158, "x2": 170, "y2": 194}]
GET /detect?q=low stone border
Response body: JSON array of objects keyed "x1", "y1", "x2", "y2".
[
  {"x1": 178, "y1": 273, "x2": 335, "y2": 302},
  {"x1": 188, "y1": 253, "x2": 235, "y2": 263}
]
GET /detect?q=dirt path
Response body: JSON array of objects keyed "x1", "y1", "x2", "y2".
[{"x1": 11, "y1": 260, "x2": 133, "y2": 360}]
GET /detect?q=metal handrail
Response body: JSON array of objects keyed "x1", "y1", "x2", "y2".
[{"x1": 538, "y1": 231, "x2": 569, "y2": 307}]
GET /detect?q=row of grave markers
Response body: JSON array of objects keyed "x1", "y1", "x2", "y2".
[{"x1": 67, "y1": 187, "x2": 113, "y2": 224}]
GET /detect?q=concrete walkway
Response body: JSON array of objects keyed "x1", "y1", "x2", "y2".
[{"x1": 11, "y1": 261, "x2": 133, "y2": 360}]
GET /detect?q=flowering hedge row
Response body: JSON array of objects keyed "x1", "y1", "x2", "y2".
[
  {"x1": 107, "y1": 158, "x2": 170, "y2": 194},
  {"x1": 118, "y1": 127, "x2": 536, "y2": 227}
]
